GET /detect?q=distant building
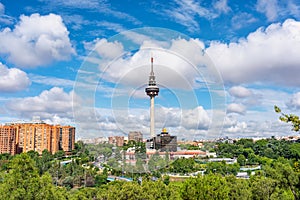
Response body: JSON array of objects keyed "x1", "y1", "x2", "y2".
[
  {"x1": 108, "y1": 136, "x2": 124, "y2": 147},
  {"x1": 124, "y1": 149, "x2": 208, "y2": 162},
  {"x1": 148, "y1": 128, "x2": 177, "y2": 152},
  {"x1": 1, "y1": 117, "x2": 75, "y2": 155},
  {"x1": 128, "y1": 131, "x2": 143, "y2": 143},
  {"x1": 0, "y1": 126, "x2": 17, "y2": 155},
  {"x1": 79, "y1": 137, "x2": 108, "y2": 144}
]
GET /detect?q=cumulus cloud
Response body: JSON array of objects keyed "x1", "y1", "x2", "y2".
[
  {"x1": 0, "y1": 63, "x2": 31, "y2": 92},
  {"x1": 153, "y1": 106, "x2": 211, "y2": 131},
  {"x1": 73, "y1": 104, "x2": 212, "y2": 139},
  {"x1": 226, "y1": 121, "x2": 247, "y2": 133},
  {"x1": 0, "y1": 13, "x2": 75, "y2": 67},
  {"x1": 227, "y1": 103, "x2": 246, "y2": 115},
  {"x1": 6, "y1": 87, "x2": 74, "y2": 118},
  {"x1": 222, "y1": 115, "x2": 247, "y2": 134},
  {"x1": 83, "y1": 37, "x2": 217, "y2": 91},
  {"x1": 229, "y1": 86, "x2": 252, "y2": 98},
  {"x1": 181, "y1": 106, "x2": 211, "y2": 130},
  {"x1": 206, "y1": 19, "x2": 300, "y2": 86},
  {"x1": 84, "y1": 38, "x2": 124, "y2": 59}
]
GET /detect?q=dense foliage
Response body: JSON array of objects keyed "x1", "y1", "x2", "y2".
[{"x1": 0, "y1": 137, "x2": 300, "y2": 199}]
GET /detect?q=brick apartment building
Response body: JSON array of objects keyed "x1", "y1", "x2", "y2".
[
  {"x1": 128, "y1": 131, "x2": 143, "y2": 143},
  {"x1": 108, "y1": 136, "x2": 124, "y2": 147},
  {"x1": 0, "y1": 120, "x2": 75, "y2": 155},
  {"x1": 0, "y1": 126, "x2": 17, "y2": 155}
]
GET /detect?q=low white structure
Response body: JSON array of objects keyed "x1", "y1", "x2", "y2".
[{"x1": 208, "y1": 158, "x2": 237, "y2": 164}]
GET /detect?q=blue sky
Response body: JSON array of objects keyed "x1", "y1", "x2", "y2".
[{"x1": 1, "y1": 0, "x2": 300, "y2": 140}]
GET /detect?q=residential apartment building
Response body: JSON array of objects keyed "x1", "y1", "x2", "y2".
[
  {"x1": 0, "y1": 125, "x2": 17, "y2": 155},
  {"x1": 13, "y1": 123, "x2": 57, "y2": 154},
  {"x1": 108, "y1": 136, "x2": 124, "y2": 147},
  {"x1": 60, "y1": 126, "x2": 75, "y2": 152},
  {"x1": 128, "y1": 131, "x2": 143, "y2": 143},
  {"x1": 0, "y1": 119, "x2": 75, "y2": 155}
]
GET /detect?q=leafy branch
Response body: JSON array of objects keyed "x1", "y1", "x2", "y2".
[{"x1": 274, "y1": 105, "x2": 300, "y2": 132}]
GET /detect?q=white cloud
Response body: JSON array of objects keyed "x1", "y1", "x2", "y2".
[
  {"x1": 44, "y1": 114, "x2": 73, "y2": 126},
  {"x1": 62, "y1": 14, "x2": 91, "y2": 30},
  {"x1": 163, "y1": 0, "x2": 214, "y2": 32},
  {"x1": 40, "y1": 0, "x2": 141, "y2": 25},
  {"x1": 256, "y1": 0, "x2": 300, "y2": 21},
  {"x1": 229, "y1": 86, "x2": 252, "y2": 98},
  {"x1": 231, "y1": 12, "x2": 257, "y2": 30},
  {"x1": 6, "y1": 87, "x2": 74, "y2": 118},
  {"x1": 96, "y1": 21, "x2": 125, "y2": 33},
  {"x1": 286, "y1": 92, "x2": 300, "y2": 109},
  {"x1": 0, "y1": 2, "x2": 14, "y2": 25},
  {"x1": 222, "y1": 109, "x2": 294, "y2": 138},
  {"x1": 0, "y1": 3, "x2": 4, "y2": 14},
  {"x1": 227, "y1": 103, "x2": 246, "y2": 115},
  {"x1": 0, "y1": 63, "x2": 31, "y2": 92},
  {"x1": 206, "y1": 19, "x2": 300, "y2": 86},
  {"x1": 226, "y1": 121, "x2": 247, "y2": 133},
  {"x1": 83, "y1": 37, "x2": 216, "y2": 91},
  {"x1": 213, "y1": 0, "x2": 231, "y2": 14},
  {"x1": 222, "y1": 115, "x2": 247, "y2": 134},
  {"x1": 84, "y1": 38, "x2": 124, "y2": 59},
  {"x1": 256, "y1": 0, "x2": 278, "y2": 21},
  {"x1": 72, "y1": 104, "x2": 213, "y2": 139},
  {"x1": 29, "y1": 74, "x2": 74, "y2": 87},
  {"x1": 181, "y1": 106, "x2": 211, "y2": 130},
  {"x1": 0, "y1": 13, "x2": 75, "y2": 67},
  {"x1": 288, "y1": 1, "x2": 300, "y2": 17}
]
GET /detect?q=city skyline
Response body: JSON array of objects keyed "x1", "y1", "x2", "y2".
[{"x1": 0, "y1": 1, "x2": 300, "y2": 139}]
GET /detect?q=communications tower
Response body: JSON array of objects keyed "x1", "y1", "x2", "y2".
[{"x1": 145, "y1": 57, "x2": 159, "y2": 138}]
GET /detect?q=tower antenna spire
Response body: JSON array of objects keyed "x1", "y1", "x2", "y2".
[{"x1": 151, "y1": 57, "x2": 154, "y2": 75}]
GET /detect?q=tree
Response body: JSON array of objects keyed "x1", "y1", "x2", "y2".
[
  {"x1": 206, "y1": 161, "x2": 240, "y2": 176},
  {"x1": 148, "y1": 151, "x2": 166, "y2": 172},
  {"x1": 251, "y1": 176, "x2": 277, "y2": 200},
  {"x1": 37, "y1": 149, "x2": 53, "y2": 174},
  {"x1": 163, "y1": 175, "x2": 170, "y2": 185},
  {"x1": 264, "y1": 158, "x2": 299, "y2": 199},
  {"x1": 54, "y1": 150, "x2": 65, "y2": 159},
  {"x1": 135, "y1": 142, "x2": 146, "y2": 160},
  {"x1": 236, "y1": 138, "x2": 254, "y2": 147},
  {"x1": 226, "y1": 175, "x2": 252, "y2": 200},
  {"x1": 94, "y1": 172, "x2": 107, "y2": 187},
  {"x1": 135, "y1": 157, "x2": 145, "y2": 173},
  {"x1": 275, "y1": 106, "x2": 300, "y2": 132},
  {"x1": 0, "y1": 153, "x2": 65, "y2": 199},
  {"x1": 170, "y1": 158, "x2": 195, "y2": 174},
  {"x1": 181, "y1": 173, "x2": 230, "y2": 200},
  {"x1": 247, "y1": 153, "x2": 259, "y2": 165},
  {"x1": 114, "y1": 147, "x2": 122, "y2": 161},
  {"x1": 237, "y1": 154, "x2": 246, "y2": 166}
]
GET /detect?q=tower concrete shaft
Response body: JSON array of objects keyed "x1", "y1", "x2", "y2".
[
  {"x1": 145, "y1": 57, "x2": 159, "y2": 138},
  {"x1": 150, "y1": 96, "x2": 155, "y2": 138}
]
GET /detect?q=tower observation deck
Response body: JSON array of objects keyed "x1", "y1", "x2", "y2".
[{"x1": 145, "y1": 57, "x2": 159, "y2": 138}]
